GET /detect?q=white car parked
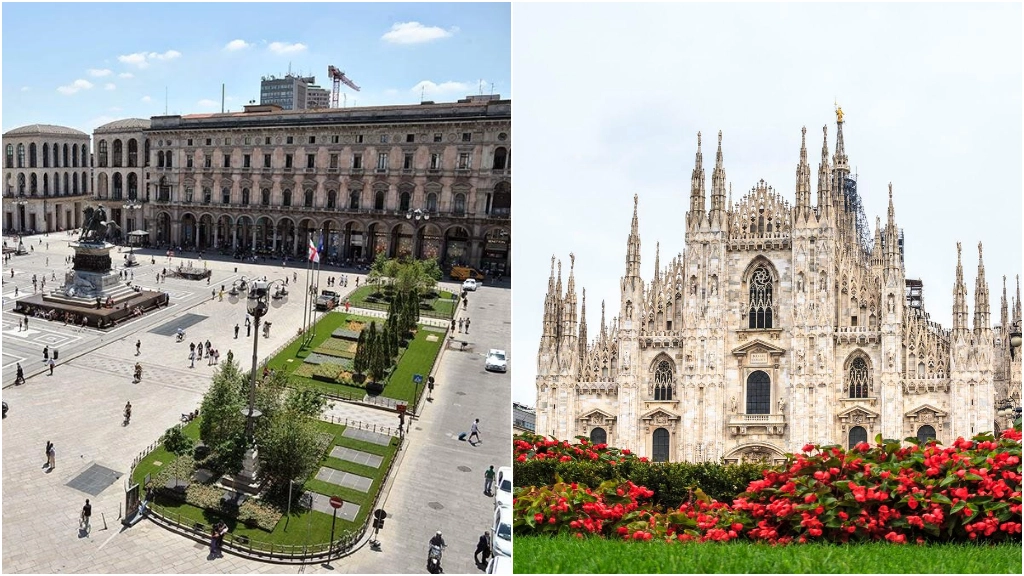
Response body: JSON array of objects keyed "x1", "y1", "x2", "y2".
[
  {"x1": 486, "y1": 555, "x2": 513, "y2": 574},
  {"x1": 494, "y1": 466, "x2": 513, "y2": 510},
  {"x1": 491, "y1": 505, "x2": 513, "y2": 558},
  {"x1": 485, "y1": 349, "x2": 507, "y2": 373},
  {"x1": 462, "y1": 278, "x2": 479, "y2": 291}
]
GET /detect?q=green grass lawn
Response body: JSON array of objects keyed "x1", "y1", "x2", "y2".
[
  {"x1": 345, "y1": 284, "x2": 456, "y2": 319},
  {"x1": 266, "y1": 310, "x2": 443, "y2": 406},
  {"x1": 141, "y1": 419, "x2": 400, "y2": 552},
  {"x1": 132, "y1": 418, "x2": 202, "y2": 489},
  {"x1": 513, "y1": 535, "x2": 1024, "y2": 574}
]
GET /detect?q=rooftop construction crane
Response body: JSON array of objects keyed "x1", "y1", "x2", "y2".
[{"x1": 327, "y1": 65, "x2": 361, "y2": 108}]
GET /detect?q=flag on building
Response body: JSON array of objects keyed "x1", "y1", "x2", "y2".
[{"x1": 317, "y1": 232, "x2": 325, "y2": 264}]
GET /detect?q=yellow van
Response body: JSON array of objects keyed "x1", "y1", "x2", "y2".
[{"x1": 450, "y1": 266, "x2": 485, "y2": 281}]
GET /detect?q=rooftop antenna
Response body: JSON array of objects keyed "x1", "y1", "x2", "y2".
[
  {"x1": 164, "y1": 87, "x2": 168, "y2": 115},
  {"x1": 421, "y1": 85, "x2": 425, "y2": 103},
  {"x1": 490, "y1": 82, "x2": 494, "y2": 95},
  {"x1": 221, "y1": 83, "x2": 225, "y2": 114},
  {"x1": 478, "y1": 79, "x2": 484, "y2": 95}
]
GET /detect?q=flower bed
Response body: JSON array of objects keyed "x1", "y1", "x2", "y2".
[{"x1": 514, "y1": 429, "x2": 1023, "y2": 545}]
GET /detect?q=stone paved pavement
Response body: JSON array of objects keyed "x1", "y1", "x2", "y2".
[{"x1": 2, "y1": 232, "x2": 512, "y2": 573}]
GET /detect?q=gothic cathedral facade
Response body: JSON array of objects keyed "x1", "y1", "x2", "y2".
[{"x1": 535, "y1": 111, "x2": 1021, "y2": 464}]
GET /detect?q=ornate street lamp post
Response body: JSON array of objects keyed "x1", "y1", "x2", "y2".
[
  {"x1": 242, "y1": 278, "x2": 288, "y2": 441},
  {"x1": 405, "y1": 209, "x2": 429, "y2": 259},
  {"x1": 123, "y1": 198, "x2": 141, "y2": 263}
]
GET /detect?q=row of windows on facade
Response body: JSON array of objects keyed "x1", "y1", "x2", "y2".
[
  {"x1": 648, "y1": 362, "x2": 873, "y2": 405},
  {"x1": 5, "y1": 143, "x2": 89, "y2": 169},
  {"x1": 587, "y1": 425, "x2": 938, "y2": 462},
  {"x1": 147, "y1": 147, "x2": 510, "y2": 172},
  {"x1": 174, "y1": 132, "x2": 477, "y2": 147},
  {"x1": 159, "y1": 187, "x2": 501, "y2": 215},
  {"x1": 7, "y1": 171, "x2": 89, "y2": 196}
]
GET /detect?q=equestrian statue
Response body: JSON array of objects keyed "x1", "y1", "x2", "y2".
[{"x1": 79, "y1": 205, "x2": 121, "y2": 244}]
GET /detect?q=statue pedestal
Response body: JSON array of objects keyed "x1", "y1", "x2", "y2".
[
  {"x1": 47, "y1": 242, "x2": 137, "y2": 304},
  {"x1": 218, "y1": 448, "x2": 264, "y2": 497}
]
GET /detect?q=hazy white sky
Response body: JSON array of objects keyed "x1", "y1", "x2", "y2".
[{"x1": 511, "y1": 3, "x2": 1022, "y2": 406}]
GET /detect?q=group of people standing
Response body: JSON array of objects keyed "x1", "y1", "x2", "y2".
[{"x1": 188, "y1": 340, "x2": 220, "y2": 368}]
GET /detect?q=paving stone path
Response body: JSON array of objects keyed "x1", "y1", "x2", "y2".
[{"x1": 341, "y1": 427, "x2": 393, "y2": 446}]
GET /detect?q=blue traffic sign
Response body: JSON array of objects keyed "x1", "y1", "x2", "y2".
[{"x1": 413, "y1": 374, "x2": 424, "y2": 383}]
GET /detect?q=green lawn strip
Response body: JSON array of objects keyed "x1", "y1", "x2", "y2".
[
  {"x1": 332, "y1": 436, "x2": 394, "y2": 457},
  {"x1": 321, "y1": 456, "x2": 380, "y2": 479},
  {"x1": 512, "y1": 536, "x2": 1024, "y2": 574},
  {"x1": 383, "y1": 327, "x2": 444, "y2": 404}
]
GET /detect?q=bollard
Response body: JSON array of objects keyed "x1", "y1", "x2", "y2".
[{"x1": 102, "y1": 512, "x2": 107, "y2": 530}]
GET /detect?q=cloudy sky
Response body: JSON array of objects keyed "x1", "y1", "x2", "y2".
[
  {"x1": 2, "y1": 2, "x2": 510, "y2": 134},
  {"x1": 511, "y1": 3, "x2": 1022, "y2": 406}
]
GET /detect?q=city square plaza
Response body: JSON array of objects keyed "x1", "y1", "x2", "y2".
[{"x1": 0, "y1": 231, "x2": 511, "y2": 573}]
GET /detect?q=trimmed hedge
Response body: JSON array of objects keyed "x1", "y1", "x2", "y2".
[{"x1": 513, "y1": 459, "x2": 764, "y2": 506}]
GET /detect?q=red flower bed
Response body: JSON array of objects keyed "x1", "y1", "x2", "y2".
[
  {"x1": 514, "y1": 429, "x2": 1022, "y2": 545},
  {"x1": 515, "y1": 433, "x2": 649, "y2": 464}
]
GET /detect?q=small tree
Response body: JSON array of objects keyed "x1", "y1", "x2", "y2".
[
  {"x1": 256, "y1": 409, "x2": 323, "y2": 496},
  {"x1": 200, "y1": 355, "x2": 246, "y2": 456},
  {"x1": 162, "y1": 425, "x2": 195, "y2": 457},
  {"x1": 353, "y1": 329, "x2": 368, "y2": 375},
  {"x1": 366, "y1": 321, "x2": 389, "y2": 383},
  {"x1": 286, "y1": 388, "x2": 332, "y2": 417}
]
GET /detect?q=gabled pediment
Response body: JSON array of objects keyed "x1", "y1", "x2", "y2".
[
  {"x1": 578, "y1": 408, "x2": 617, "y2": 425},
  {"x1": 731, "y1": 339, "x2": 787, "y2": 357},
  {"x1": 837, "y1": 404, "x2": 880, "y2": 420},
  {"x1": 640, "y1": 407, "x2": 680, "y2": 423},
  {"x1": 905, "y1": 403, "x2": 948, "y2": 419}
]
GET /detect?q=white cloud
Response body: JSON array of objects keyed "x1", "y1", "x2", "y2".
[
  {"x1": 21, "y1": 86, "x2": 30, "y2": 92},
  {"x1": 119, "y1": 72, "x2": 134, "y2": 79},
  {"x1": 224, "y1": 39, "x2": 251, "y2": 51},
  {"x1": 412, "y1": 80, "x2": 471, "y2": 96},
  {"x1": 56, "y1": 79, "x2": 95, "y2": 95},
  {"x1": 141, "y1": 95, "x2": 152, "y2": 103},
  {"x1": 384, "y1": 88, "x2": 400, "y2": 96},
  {"x1": 268, "y1": 41, "x2": 307, "y2": 55},
  {"x1": 88, "y1": 68, "x2": 113, "y2": 77},
  {"x1": 104, "y1": 83, "x2": 116, "y2": 91},
  {"x1": 109, "y1": 106, "x2": 123, "y2": 112},
  {"x1": 382, "y1": 22, "x2": 457, "y2": 44},
  {"x1": 118, "y1": 49, "x2": 181, "y2": 68},
  {"x1": 197, "y1": 99, "x2": 219, "y2": 109}
]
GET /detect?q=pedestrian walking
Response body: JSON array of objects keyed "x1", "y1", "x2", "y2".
[
  {"x1": 234, "y1": 323, "x2": 239, "y2": 339},
  {"x1": 47, "y1": 442, "x2": 55, "y2": 469},
  {"x1": 465, "y1": 318, "x2": 471, "y2": 334},
  {"x1": 18, "y1": 317, "x2": 22, "y2": 331},
  {"x1": 49, "y1": 357, "x2": 55, "y2": 375},
  {"x1": 124, "y1": 401, "x2": 132, "y2": 426},
  {"x1": 23, "y1": 316, "x2": 27, "y2": 330},
  {"x1": 458, "y1": 318, "x2": 464, "y2": 333},
  {"x1": 15, "y1": 362, "x2": 24, "y2": 385},
  {"x1": 484, "y1": 465, "x2": 496, "y2": 496},
  {"x1": 43, "y1": 345, "x2": 49, "y2": 362},
  {"x1": 14, "y1": 286, "x2": 18, "y2": 297},
  {"x1": 80, "y1": 499, "x2": 92, "y2": 532},
  {"x1": 44, "y1": 441, "x2": 52, "y2": 467},
  {"x1": 475, "y1": 532, "x2": 491, "y2": 565},
  {"x1": 135, "y1": 339, "x2": 141, "y2": 356},
  {"x1": 246, "y1": 318, "x2": 252, "y2": 337},
  {"x1": 189, "y1": 350, "x2": 196, "y2": 368},
  {"x1": 468, "y1": 418, "x2": 481, "y2": 444},
  {"x1": 189, "y1": 342, "x2": 196, "y2": 354}
]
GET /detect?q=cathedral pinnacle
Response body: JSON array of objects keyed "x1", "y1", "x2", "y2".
[
  {"x1": 625, "y1": 195, "x2": 642, "y2": 278},
  {"x1": 600, "y1": 300, "x2": 607, "y2": 341},
  {"x1": 710, "y1": 130, "x2": 727, "y2": 222},
  {"x1": 795, "y1": 126, "x2": 812, "y2": 212},
  {"x1": 833, "y1": 104, "x2": 848, "y2": 172},
  {"x1": 1015, "y1": 275, "x2": 1022, "y2": 324},
  {"x1": 578, "y1": 287, "x2": 588, "y2": 374},
  {"x1": 953, "y1": 242, "x2": 969, "y2": 335},
  {"x1": 817, "y1": 125, "x2": 832, "y2": 217},
  {"x1": 689, "y1": 132, "x2": 706, "y2": 228},
  {"x1": 974, "y1": 242, "x2": 990, "y2": 333},
  {"x1": 654, "y1": 241, "x2": 661, "y2": 284}
]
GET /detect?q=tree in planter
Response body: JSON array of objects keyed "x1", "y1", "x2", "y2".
[{"x1": 366, "y1": 322, "x2": 390, "y2": 385}]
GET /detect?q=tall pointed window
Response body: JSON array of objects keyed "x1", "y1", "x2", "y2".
[
  {"x1": 849, "y1": 357, "x2": 869, "y2": 398},
  {"x1": 653, "y1": 360, "x2": 673, "y2": 401},
  {"x1": 748, "y1": 266, "x2": 774, "y2": 329}
]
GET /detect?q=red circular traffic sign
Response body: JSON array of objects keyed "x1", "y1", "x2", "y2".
[{"x1": 329, "y1": 496, "x2": 344, "y2": 509}]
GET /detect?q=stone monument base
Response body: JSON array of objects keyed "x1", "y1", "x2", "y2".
[{"x1": 15, "y1": 290, "x2": 169, "y2": 330}]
